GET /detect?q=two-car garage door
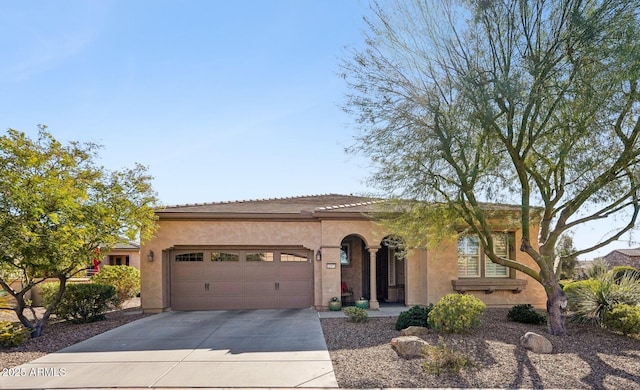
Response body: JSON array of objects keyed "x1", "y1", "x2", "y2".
[{"x1": 170, "y1": 248, "x2": 313, "y2": 310}]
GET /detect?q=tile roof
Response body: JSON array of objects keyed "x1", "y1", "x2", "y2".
[
  {"x1": 157, "y1": 194, "x2": 527, "y2": 221},
  {"x1": 159, "y1": 194, "x2": 381, "y2": 215},
  {"x1": 607, "y1": 248, "x2": 640, "y2": 257}
]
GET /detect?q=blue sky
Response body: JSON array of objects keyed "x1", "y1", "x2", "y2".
[
  {"x1": 0, "y1": 1, "x2": 635, "y2": 259},
  {"x1": 0, "y1": 0, "x2": 372, "y2": 205}
]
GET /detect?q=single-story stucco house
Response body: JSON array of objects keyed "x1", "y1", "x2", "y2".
[
  {"x1": 604, "y1": 248, "x2": 640, "y2": 269},
  {"x1": 140, "y1": 194, "x2": 546, "y2": 313}
]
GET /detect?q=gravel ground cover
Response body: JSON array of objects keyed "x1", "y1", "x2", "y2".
[
  {"x1": 1, "y1": 298, "x2": 148, "y2": 369},
  {"x1": 321, "y1": 308, "x2": 640, "y2": 389},
  {"x1": 3, "y1": 304, "x2": 639, "y2": 389}
]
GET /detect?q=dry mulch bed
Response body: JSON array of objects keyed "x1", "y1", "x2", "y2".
[
  {"x1": 321, "y1": 308, "x2": 640, "y2": 389},
  {"x1": 3, "y1": 304, "x2": 639, "y2": 389},
  {"x1": 1, "y1": 299, "x2": 148, "y2": 369}
]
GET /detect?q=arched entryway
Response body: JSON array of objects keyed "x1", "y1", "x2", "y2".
[{"x1": 339, "y1": 234, "x2": 367, "y2": 305}]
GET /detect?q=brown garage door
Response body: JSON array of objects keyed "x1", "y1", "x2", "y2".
[{"x1": 170, "y1": 248, "x2": 313, "y2": 310}]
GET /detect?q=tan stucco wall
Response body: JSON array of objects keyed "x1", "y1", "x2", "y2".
[{"x1": 141, "y1": 217, "x2": 546, "y2": 312}]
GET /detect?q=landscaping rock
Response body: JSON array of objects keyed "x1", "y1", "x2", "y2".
[
  {"x1": 391, "y1": 335, "x2": 429, "y2": 359},
  {"x1": 400, "y1": 326, "x2": 430, "y2": 336},
  {"x1": 520, "y1": 331, "x2": 553, "y2": 354}
]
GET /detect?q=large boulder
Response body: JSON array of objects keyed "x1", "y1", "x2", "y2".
[
  {"x1": 391, "y1": 336, "x2": 430, "y2": 359},
  {"x1": 400, "y1": 326, "x2": 430, "y2": 336},
  {"x1": 520, "y1": 332, "x2": 553, "y2": 354}
]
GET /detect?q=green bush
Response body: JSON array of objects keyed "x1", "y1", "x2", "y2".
[
  {"x1": 422, "y1": 337, "x2": 471, "y2": 376},
  {"x1": 507, "y1": 304, "x2": 546, "y2": 325},
  {"x1": 611, "y1": 266, "x2": 640, "y2": 284},
  {"x1": 343, "y1": 306, "x2": 368, "y2": 323},
  {"x1": 396, "y1": 304, "x2": 434, "y2": 331},
  {"x1": 564, "y1": 279, "x2": 600, "y2": 312},
  {"x1": 0, "y1": 321, "x2": 30, "y2": 347},
  {"x1": 567, "y1": 273, "x2": 640, "y2": 327},
  {"x1": 91, "y1": 265, "x2": 140, "y2": 307},
  {"x1": 54, "y1": 283, "x2": 118, "y2": 324},
  {"x1": 604, "y1": 304, "x2": 640, "y2": 336},
  {"x1": 427, "y1": 293, "x2": 486, "y2": 333},
  {"x1": 40, "y1": 282, "x2": 61, "y2": 307}
]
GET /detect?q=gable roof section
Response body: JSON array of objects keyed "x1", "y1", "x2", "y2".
[
  {"x1": 605, "y1": 248, "x2": 640, "y2": 258},
  {"x1": 157, "y1": 194, "x2": 382, "y2": 220}
]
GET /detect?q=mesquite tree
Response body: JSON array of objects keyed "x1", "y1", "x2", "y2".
[
  {"x1": 342, "y1": 0, "x2": 640, "y2": 335},
  {"x1": 0, "y1": 127, "x2": 158, "y2": 337}
]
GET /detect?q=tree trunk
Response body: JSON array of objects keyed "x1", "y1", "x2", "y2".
[{"x1": 545, "y1": 280, "x2": 568, "y2": 336}]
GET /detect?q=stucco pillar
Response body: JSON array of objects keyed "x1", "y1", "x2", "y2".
[
  {"x1": 368, "y1": 247, "x2": 379, "y2": 309},
  {"x1": 320, "y1": 246, "x2": 342, "y2": 308}
]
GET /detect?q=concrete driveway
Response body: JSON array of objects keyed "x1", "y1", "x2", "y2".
[{"x1": 1, "y1": 309, "x2": 338, "y2": 389}]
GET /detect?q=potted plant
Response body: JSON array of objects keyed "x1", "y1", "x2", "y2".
[
  {"x1": 355, "y1": 297, "x2": 369, "y2": 309},
  {"x1": 328, "y1": 297, "x2": 342, "y2": 311}
]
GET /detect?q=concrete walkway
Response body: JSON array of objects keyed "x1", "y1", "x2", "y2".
[{"x1": 1, "y1": 309, "x2": 338, "y2": 389}]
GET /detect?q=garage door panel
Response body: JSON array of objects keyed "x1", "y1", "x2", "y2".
[
  {"x1": 244, "y1": 281, "x2": 277, "y2": 295},
  {"x1": 279, "y1": 280, "x2": 312, "y2": 295},
  {"x1": 280, "y1": 263, "x2": 312, "y2": 280},
  {"x1": 210, "y1": 281, "x2": 243, "y2": 296},
  {"x1": 210, "y1": 296, "x2": 244, "y2": 310},
  {"x1": 173, "y1": 281, "x2": 208, "y2": 296},
  {"x1": 209, "y1": 265, "x2": 244, "y2": 281},
  {"x1": 172, "y1": 264, "x2": 209, "y2": 280},
  {"x1": 243, "y1": 265, "x2": 277, "y2": 281}
]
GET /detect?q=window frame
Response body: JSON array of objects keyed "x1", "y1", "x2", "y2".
[{"x1": 457, "y1": 233, "x2": 512, "y2": 279}]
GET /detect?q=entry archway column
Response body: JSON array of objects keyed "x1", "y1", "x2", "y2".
[{"x1": 368, "y1": 247, "x2": 379, "y2": 310}]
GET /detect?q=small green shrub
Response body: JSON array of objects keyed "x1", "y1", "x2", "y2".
[
  {"x1": 91, "y1": 265, "x2": 140, "y2": 308},
  {"x1": 0, "y1": 321, "x2": 30, "y2": 347},
  {"x1": 54, "y1": 283, "x2": 118, "y2": 324},
  {"x1": 40, "y1": 282, "x2": 61, "y2": 307},
  {"x1": 396, "y1": 304, "x2": 433, "y2": 331},
  {"x1": 604, "y1": 304, "x2": 640, "y2": 336},
  {"x1": 507, "y1": 304, "x2": 546, "y2": 325},
  {"x1": 343, "y1": 306, "x2": 368, "y2": 323},
  {"x1": 427, "y1": 293, "x2": 486, "y2": 333},
  {"x1": 422, "y1": 337, "x2": 471, "y2": 376},
  {"x1": 611, "y1": 266, "x2": 640, "y2": 284}
]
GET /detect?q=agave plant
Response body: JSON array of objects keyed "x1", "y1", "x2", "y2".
[{"x1": 567, "y1": 272, "x2": 640, "y2": 327}]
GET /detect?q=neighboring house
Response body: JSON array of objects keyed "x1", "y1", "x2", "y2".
[
  {"x1": 140, "y1": 194, "x2": 546, "y2": 313},
  {"x1": 90, "y1": 241, "x2": 141, "y2": 275},
  {"x1": 603, "y1": 248, "x2": 640, "y2": 269}
]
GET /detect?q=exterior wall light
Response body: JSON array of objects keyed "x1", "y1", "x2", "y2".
[
  {"x1": 315, "y1": 249, "x2": 322, "y2": 261},
  {"x1": 147, "y1": 250, "x2": 155, "y2": 262}
]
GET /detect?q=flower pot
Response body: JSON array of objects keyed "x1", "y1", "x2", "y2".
[
  {"x1": 328, "y1": 300, "x2": 342, "y2": 311},
  {"x1": 355, "y1": 299, "x2": 369, "y2": 309}
]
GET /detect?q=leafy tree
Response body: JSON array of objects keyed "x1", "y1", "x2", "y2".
[
  {"x1": 0, "y1": 126, "x2": 158, "y2": 337},
  {"x1": 342, "y1": 0, "x2": 640, "y2": 335},
  {"x1": 555, "y1": 235, "x2": 579, "y2": 280}
]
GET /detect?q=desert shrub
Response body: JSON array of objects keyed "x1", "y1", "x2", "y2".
[
  {"x1": 422, "y1": 337, "x2": 471, "y2": 376},
  {"x1": 54, "y1": 283, "x2": 118, "y2": 324},
  {"x1": 604, "y1": 303, "x2": 640, "y2": 336},
  {"x1": 611, "y1": 266, "x2": 640, "y2": 284},
  {"x1": 91, "y1": 265, "x2": 140, "y2": 307},
  {"x1": 396, "y1": 304, "x2": 433, "y2": 331},
  {"x1": 427, "y1": 293, "x2": 485, "y2": 333},
  {"x1": 0, "y1": 321, "x2": 30, "y2": 347},
  {"x1": 507, "y1": 304, "x2": 546, "y2": 325},
  {"x1": 564, "y1": 279, "x2": 600, "y2": 312},
  {"x1": 567, "y1": 273, "x2": 640, "y2": 327},
  {"x1": 343, "y1": 306, "x2": 368, "y2": 323}
]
